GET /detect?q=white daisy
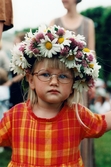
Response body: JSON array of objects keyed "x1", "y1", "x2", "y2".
[
  {"x1": 38, "y1": 35, "x2": 60, "y2": 58},
  {"x1": 25, "y1": 29, "x2": 33, "y2": 39},
  {"x1": 57, "y1": 30, "x2": 72, "y2": 49},
  {"x1": 11, "y1": 45, "x2": 31, "y2": 73},
  {"x1": 73, "y1": 80, "x2": 89, "y2": 92},
  {"x1": 76, "y1": 34, "x2": 86, "y2": 46},
  {"x1": 92, "y1": 63, "x2": 101, "y2": 79},
  {"x1": 10, "y1": 63, "x2": 26, "y2": 75},
  {"x1": 37, "y1": 24, "x2": 47, "y2": 33},
  {"x1": 60, "y1": 54, "x2": 75, "y2": 68},
  {"x1": 84, "y1": 66, "x2": 94, "y2": 75}
]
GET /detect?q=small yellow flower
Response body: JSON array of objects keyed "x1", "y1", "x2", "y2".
[
  {"x1": 89, "y1": 63, "x2": 94, "y2": 68},
  {"x1": 58, "y1": 37, "x2": 64, "y2": 44},
  {"x1": 83, "y1": 48, "x2": 90, "y2": 52},
  {"x1": 45, "y1": 41, "x2": 52, "y2": 50}
]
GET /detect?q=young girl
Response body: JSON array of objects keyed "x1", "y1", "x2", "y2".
[{"x1": 0, "y1": 25, "x2": 111, "y2": 167}]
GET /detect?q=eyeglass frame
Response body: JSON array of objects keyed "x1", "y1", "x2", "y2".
[{"x1": 32, "y1": 69, "x2": 74, "y2": 84}]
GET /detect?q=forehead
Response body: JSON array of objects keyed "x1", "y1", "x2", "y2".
[
  {"x1": 34, "y1": 58, "x2": 68, "y2": 71},
  {"x1": 33, "y1": 58, "x2": 74, "y2": 77}
]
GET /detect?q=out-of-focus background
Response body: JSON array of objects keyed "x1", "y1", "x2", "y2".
[
  {"x1": 8, "y1": 0, "x2": 111, "y2": 31},
  {"x1": 0, "y1": 0, "x2": 111, "y2": 167}
]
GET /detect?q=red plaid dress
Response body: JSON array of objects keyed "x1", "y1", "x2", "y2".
[{"x1": 0, "y1": 101, "x2": 107, "y2": 167}]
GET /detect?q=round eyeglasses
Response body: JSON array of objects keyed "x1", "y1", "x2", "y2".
[{"x1": 32, "y1": 70, "x2": 73, "y2": 84}]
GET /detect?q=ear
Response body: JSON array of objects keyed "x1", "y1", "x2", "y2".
[{"x1": 28, "y1": 74, "x2": 35, "y2": 90}]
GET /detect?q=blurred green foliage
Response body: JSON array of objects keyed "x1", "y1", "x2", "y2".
[
  {"x1": 94, "y1": 131, "x2": 111, "y2": 167},
  {"x1": 81, "y1": 6, "x2": 111, "y2": 91}
]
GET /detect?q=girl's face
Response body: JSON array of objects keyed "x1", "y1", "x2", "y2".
[{"x1": 28, "y1": 60, "x2": 74, "y2": 106}]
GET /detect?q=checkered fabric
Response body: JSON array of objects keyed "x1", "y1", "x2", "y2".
[{"x1": 0, "y1": 101, "x2": 107, "y2": 167}]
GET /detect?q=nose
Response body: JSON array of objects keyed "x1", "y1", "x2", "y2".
[{"x1": 49, "y1": 75, "x2": 59, "y2": 86}]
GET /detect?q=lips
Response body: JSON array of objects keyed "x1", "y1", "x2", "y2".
[{"x1": 48, "y1": 89, "x2": 60, "y2": 93}]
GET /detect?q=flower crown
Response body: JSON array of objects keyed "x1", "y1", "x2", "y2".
[{"x1": 10, "y1": 25, "x2": 101, "y2": 92}]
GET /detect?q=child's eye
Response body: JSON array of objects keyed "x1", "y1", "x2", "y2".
[
  {"x1": 40, "y1": 72, "x2": 50, "y2": 78},
  {"x1": 59, "y1": 74, "x2": 69, "y2": 79}
]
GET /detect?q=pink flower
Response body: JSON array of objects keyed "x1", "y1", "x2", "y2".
[
  {"x1": 29, "y1": 43, "x2": 34, "y2": 51},
  {"x1": 82, "y1": 60, "x2": 88, "y2": 67},
  {"x1": 87, "y1": 54, "x2": 94, "y2": 62},
  {"x1": 35, "y1": 33, "x2": 44, "y2": 42},
  {"x1": 77, "y1": 42, "x2": 84, "y2": 50},
  {"x1": 47, "y1": 33, "x2": 54, "y2": 41},
  {"x1": 60, "y1": 46, "x2": 69, "y2": 56},
  {"x1": 56, "y1": 28, "x2": 65, "y2": 36},
  {"x1": 69, "y1": 38, "x2": 78, "y2": 48},
  {"x1": 19, "y1": 44, "x2": 25, "y2": 52},
  {"x1": 29, "y1": 39, "x2": 37, "y2": 51},
  {"x1": 76, "y1": 51, "x2": 83, "y2": 58},
  {"x1": 32, "y1": 48, "x2": 40, "y2": 54}
]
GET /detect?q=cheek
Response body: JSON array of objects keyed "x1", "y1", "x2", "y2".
[
  {"x1": 34, "y1": 81, "x2": 46, "y2": 94},
  {"x1": 61, "y1": 83, "x2": 73, "y2": 96}
]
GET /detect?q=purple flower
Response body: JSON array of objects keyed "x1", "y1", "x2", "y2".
[
  {"x1": 76, "y1": 51, "x2": 83, "y2": 58},
  {"x1": 69, "y1": 38, "x2": 77, "y2": 48},
  {"x1": 60, "y1": 46, "x2": 69, "y2": 56},
  {"x1": 82, "y1": 60, "x2": 88, "y2": 67},
  {"x1": 32, "y1": 48, "x2": 40, "y2": 54},
  {"x1": 56, "y1": 28, "x2": 65, "y2": 36},
  {"x1": 47, "y1": 33, "x2": 54, "y2": 41},
  {"x1": 29, "y1": 38, "x2": 38, "y2": 51},
  {"x1": 77, "y1": 42, "x2": 84, "y2": 50},
  {"x1": 29, "y1": 43, "x2": 34, "y2": 51},
  {"x1": 87, "y1": 54, "x2": 94, "y2": 62},
  {"x1": 35, "y1": 33, "x2": 44, "y2": 42},
  {"x1": 19, "y1": 44, "x2": 25, "y2": 52}
]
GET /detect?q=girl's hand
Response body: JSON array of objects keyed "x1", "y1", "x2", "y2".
[{"x1": 105, "y1": 111, "x2": 111, "y2": 131}]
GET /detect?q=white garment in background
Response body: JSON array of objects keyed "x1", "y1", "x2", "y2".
[
  {"x1": 0, "y1": 86, "x2": 10, "y2": 119},
  {"x1": 94, "y1": 101, "x2": 111, "y2": 114}
]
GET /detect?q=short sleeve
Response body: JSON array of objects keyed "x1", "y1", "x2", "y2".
[
  {"x1": 77, "y1": 104, "x2": 107, "y2": 139},
  {"x1": 0, "y1": 109, "x2": 12, "y2": 146}
]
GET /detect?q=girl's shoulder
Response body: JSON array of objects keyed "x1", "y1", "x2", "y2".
[{"x1": 4, "y1": 101, "x2": 28, "y2": 118}]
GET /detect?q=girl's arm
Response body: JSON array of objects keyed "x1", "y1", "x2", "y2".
[{"x1": 105, "y1": 111, "x2": 111, "y2": 131}]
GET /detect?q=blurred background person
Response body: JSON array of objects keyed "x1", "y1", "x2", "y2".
[
  {"x1": 0, "y1": 67, "x2": 10, "y2": 118},
  {"x1": 49, "y1": 0, "x2": 95, "y2": 50},
  {"x1": 91, "y1": 87, "x2": 111, "y2": 114},
  {"x1": 0, "y1": 67, "x2": 10, "y2": 153},
  {"x1": 0, "y1": 43, "x2": 10, "y2": 73},
  {"x1": 4, "y1": 32, "x2": 25, "y2": 108},
  {"x1": 0, "y1": 0, "x2": 13, "y2": 42}
]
